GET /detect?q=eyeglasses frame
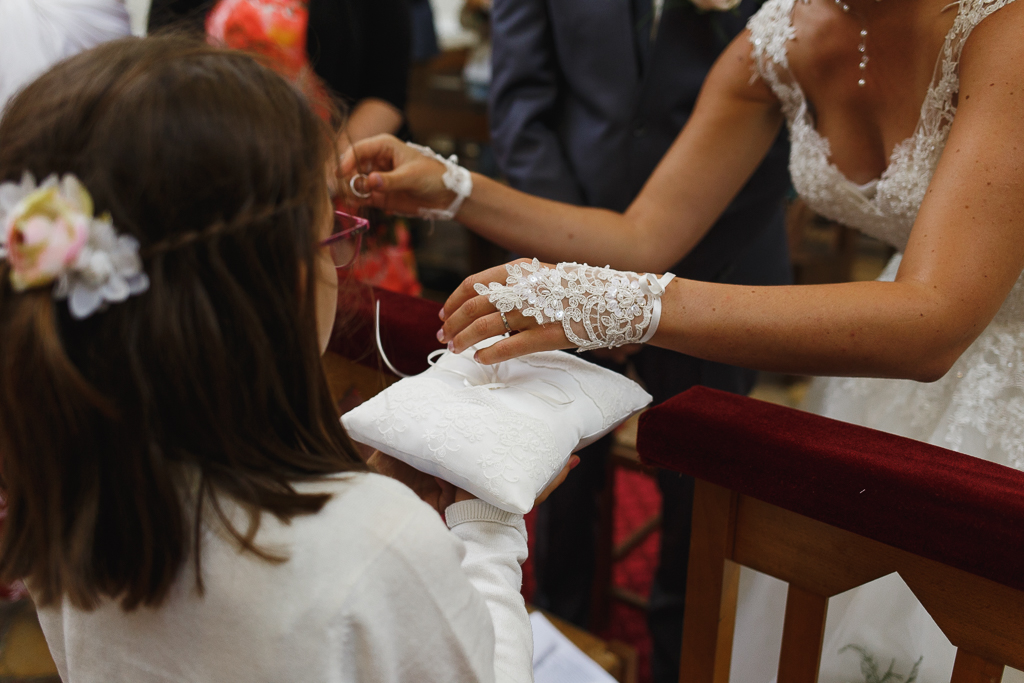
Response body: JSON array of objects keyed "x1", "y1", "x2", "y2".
[{"x1": 320, "y1": 210, "x2": 369, "y2": 269}]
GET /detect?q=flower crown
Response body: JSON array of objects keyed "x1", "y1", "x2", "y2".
[{"x1": 0, "y1": 173, "x2": 149, "y2": 319}]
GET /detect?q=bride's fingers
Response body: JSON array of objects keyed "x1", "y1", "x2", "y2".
[
  {"x1": 448, "y1": 311, "x2": 510, "y2": 354},
  {"x1": 472, "y1": 324, "x2": 573, "y2": 365},
  {"x1": 448, "y1": 306, "x2": 533, "y2": 354},
  {"x1": 441, "y1": 293, "x2": 506, "y2": 346},
  {"x1": 440, "y1": 290, "x2": 489, "y2": 341},
  {"x1": 441, "y1": 260, "x2": 531, "y2": 323}
]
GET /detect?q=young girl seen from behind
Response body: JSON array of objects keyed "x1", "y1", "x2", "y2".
[{"x1": 0, "y1": 36, "x2": 534, "y2": 683}]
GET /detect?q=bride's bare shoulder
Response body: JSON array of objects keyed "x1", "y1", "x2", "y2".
[{"x1": 959, "y1": 0, "x2": 1024, "y2": 69}]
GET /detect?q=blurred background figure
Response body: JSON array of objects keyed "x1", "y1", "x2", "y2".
[
  {"x1": 488, "y1": 0, "x2": 791, "y2": 681},
  {"x1": 0, "y1": 0, "x2": 130, "y2": 113},
  {"x1": 148, "y1": 0, "x2": 423, "y2": 295},
  {"x1": 148, "y1": 0, "x2": 412, "y2": 142}
]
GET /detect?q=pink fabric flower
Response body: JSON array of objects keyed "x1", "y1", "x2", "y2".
[
  {"x1": 5, "y1": 178, "x2": 91, "y2": 291},
  {"x1": 0, "y1": 173, "x2": 148, "y2": 318}
]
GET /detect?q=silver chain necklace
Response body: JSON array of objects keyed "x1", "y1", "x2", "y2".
[{"x1": 833, "y1": 0, "x2": 881, "y2": 87}]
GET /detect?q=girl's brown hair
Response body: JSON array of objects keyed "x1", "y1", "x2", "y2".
[{"x1": 0, "y1": 35, "x2": 363, "y2": 610}]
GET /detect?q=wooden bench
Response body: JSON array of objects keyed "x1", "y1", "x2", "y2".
[{"x1": 636, "y1": 386, "x2": 1024, "y2": 683}]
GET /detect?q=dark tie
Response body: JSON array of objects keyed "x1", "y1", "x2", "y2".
[{"x1": 631, "y1": 0, "x2": 653, "y2": 77}]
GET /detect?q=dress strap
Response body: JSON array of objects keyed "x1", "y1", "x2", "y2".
[
  {"x1": 917, "y1": 0, "x2": 1017, "y2": 142},
  {"x1": 747, "y1": 0, "x2": 803, "y2": 121}
]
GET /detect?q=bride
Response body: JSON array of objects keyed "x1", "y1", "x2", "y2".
[{"x1": 341, "y1": 0, "x2": 1024, "y2": 679}]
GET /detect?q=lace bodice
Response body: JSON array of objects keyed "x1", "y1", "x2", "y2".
[
  {"x1": 748, "y1": 0, "x2": 1020, "y2": 322},
  {"x1": 750, "y1": 0, "x2": 1024, "y2": 473},
  {"x1": 749, "y1": 0, "x2": 1013, "y2": 250}
]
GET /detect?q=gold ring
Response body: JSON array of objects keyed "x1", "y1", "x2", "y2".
[
  {"x1": 349, "y1": 173, "x2": 372, "y2": 199},
  {"x1": 500, "y1": 311, "x2": 511, "y2": 333}
]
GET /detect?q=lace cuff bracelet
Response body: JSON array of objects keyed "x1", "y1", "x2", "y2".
[
  {"x1": 475, "y1": 258, "x2": 676, "y2": 351},
  {"x1": 406, "y1": 142, "x2": 473, "y2": 221}
]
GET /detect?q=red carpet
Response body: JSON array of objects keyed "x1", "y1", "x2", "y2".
[{"x1": 522, "y1": 468, "x2": 662, "y2": 683}]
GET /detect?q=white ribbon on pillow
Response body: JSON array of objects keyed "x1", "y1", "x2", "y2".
[{"x1": 425, "y1": 348, "x2": 573, "y2": 407}]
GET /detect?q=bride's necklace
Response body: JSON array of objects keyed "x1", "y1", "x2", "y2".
[{"x1": 833, "y1": 0, "x2": 882, "y2": 87}]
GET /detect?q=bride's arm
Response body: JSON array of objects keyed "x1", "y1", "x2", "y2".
[
  {"x1": 340, "y1": 31, "x2": 784, "y2": 273},
  {"x1": 441, "y1": 4, "x2": 1024, "y2": 382}
]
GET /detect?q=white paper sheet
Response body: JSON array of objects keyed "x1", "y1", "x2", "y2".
[{"x1": 530, "y1": 612, "x2": 618, "y2": 683}]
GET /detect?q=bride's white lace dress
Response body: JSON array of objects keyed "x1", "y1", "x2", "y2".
[{"x1": 733, "y1": 0, "x2": 1023, "y2": 681}]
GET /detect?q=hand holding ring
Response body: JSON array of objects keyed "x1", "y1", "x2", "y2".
[{"x1": 349, "y1": 173, "x2": 372, "y2": 199}]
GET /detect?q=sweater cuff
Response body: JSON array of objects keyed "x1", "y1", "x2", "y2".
[{"x1": 445, "y1": 499, "x2": 527, "y2": 539}]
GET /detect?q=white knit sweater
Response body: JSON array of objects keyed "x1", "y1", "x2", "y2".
[{"x1": 31, "y1": 473, "x2": 533, "y2": 683}]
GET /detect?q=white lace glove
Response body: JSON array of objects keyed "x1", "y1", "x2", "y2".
[
  {"x1": 474, "y1": 259, "x2": 676, "y2": 351},
  {"x1": 406, "y1": 142, "x2": 472, "y2": 221}
]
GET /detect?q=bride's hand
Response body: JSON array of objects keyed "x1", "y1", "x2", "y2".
[
  {"x1": 438, "y1": 259, "x2": 574, "y2": 365},
  {"x1": 338, "y1": 134, "x2": 456, "y2": 216}
]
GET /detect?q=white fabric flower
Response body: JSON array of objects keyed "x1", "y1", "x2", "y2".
[{"x1": 0, "y1": 172, "x2": 149, "y2": 319}]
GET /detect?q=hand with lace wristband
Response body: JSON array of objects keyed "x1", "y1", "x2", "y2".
[
  {"x1": 340, "y1": 135, "x2": 472, "y2": 221},
  {"x1": 436, "y1": 257, "x2": 676, "y2": 365}
]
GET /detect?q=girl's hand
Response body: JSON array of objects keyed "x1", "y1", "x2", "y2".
[
  {"x1": 368, "y1": 451, "x2": 453, "y2": 517},
  {"x1": 438, "y1": 259, "x2": 574, "y2": 365},
  {"x1": 338, "y1": 134, "x2": 456, "y2": 217}
]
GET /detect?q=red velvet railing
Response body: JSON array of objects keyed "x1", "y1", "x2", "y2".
[
  {"x1": 636, "y1": 386, "x2": 1024, "y2": 593},
  {"x1": 327, "y1": 284, "x2": 444, "y2": 377}
]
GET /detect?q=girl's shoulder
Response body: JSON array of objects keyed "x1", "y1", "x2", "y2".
[
  {"x1": 290, "y1": 471, "x2": 449, "y2": 545},
  {"x1": 297, "y1": 470, "x2": 428, "y2": 510}
]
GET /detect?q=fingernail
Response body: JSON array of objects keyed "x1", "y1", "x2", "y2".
[
  {"x1": 369, "y1": 174, "x2": 383, "y2": 189},
  {"x1": 438, "y1": 307, "x2": 446, "y2": 321},
  {"x1": 447, "y1": 341, "x2": 455, "y2": 353},
  {"x1": 436, "y1": 328, "x2": 445, "y2": 343},
  {"x1": 569, "y1": 455, "x2": 581, "y2": 470}
]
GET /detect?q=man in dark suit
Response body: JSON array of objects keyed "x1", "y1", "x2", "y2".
[{"x1": 489, "y1": 1, "x2": 790, "y2": 680}]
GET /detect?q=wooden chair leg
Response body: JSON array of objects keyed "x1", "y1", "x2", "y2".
[
  {"x1": 950, "y1": 649, "x2": 1004, "y2": 683},
  {"x1": 589, "y1": 455, "x2": 616, "y2": 632},
  {"x1": 776, "y1": 585, "x2": 827, "y2": 683},
  {"x1": 678, "y1": 481, "x2": 737, "y2": 683}
]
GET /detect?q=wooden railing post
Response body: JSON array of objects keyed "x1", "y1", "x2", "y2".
[
  {"x1": 776, "y1": 585, "x2": 827, "y2": 683},
  {"x1": 678, "y1": 480, "x2": 737, "y2": 683}
]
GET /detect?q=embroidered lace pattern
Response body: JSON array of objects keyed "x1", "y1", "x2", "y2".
[
  {"x1": 748, "y1": 0, "x2": 1024, "y2": 470},
  {"x1": 405, "y1": 142, "x2": 473, "y2": 221},
  {"x1": 374, "y1": 376, "x2": 562, "y2": 500},
  {"x1": 474, "y1": 259, "x2": 665, "y2": 351},
  {"x1": 750, "y1": 0, "x2": 1014, "y2": 251}
]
